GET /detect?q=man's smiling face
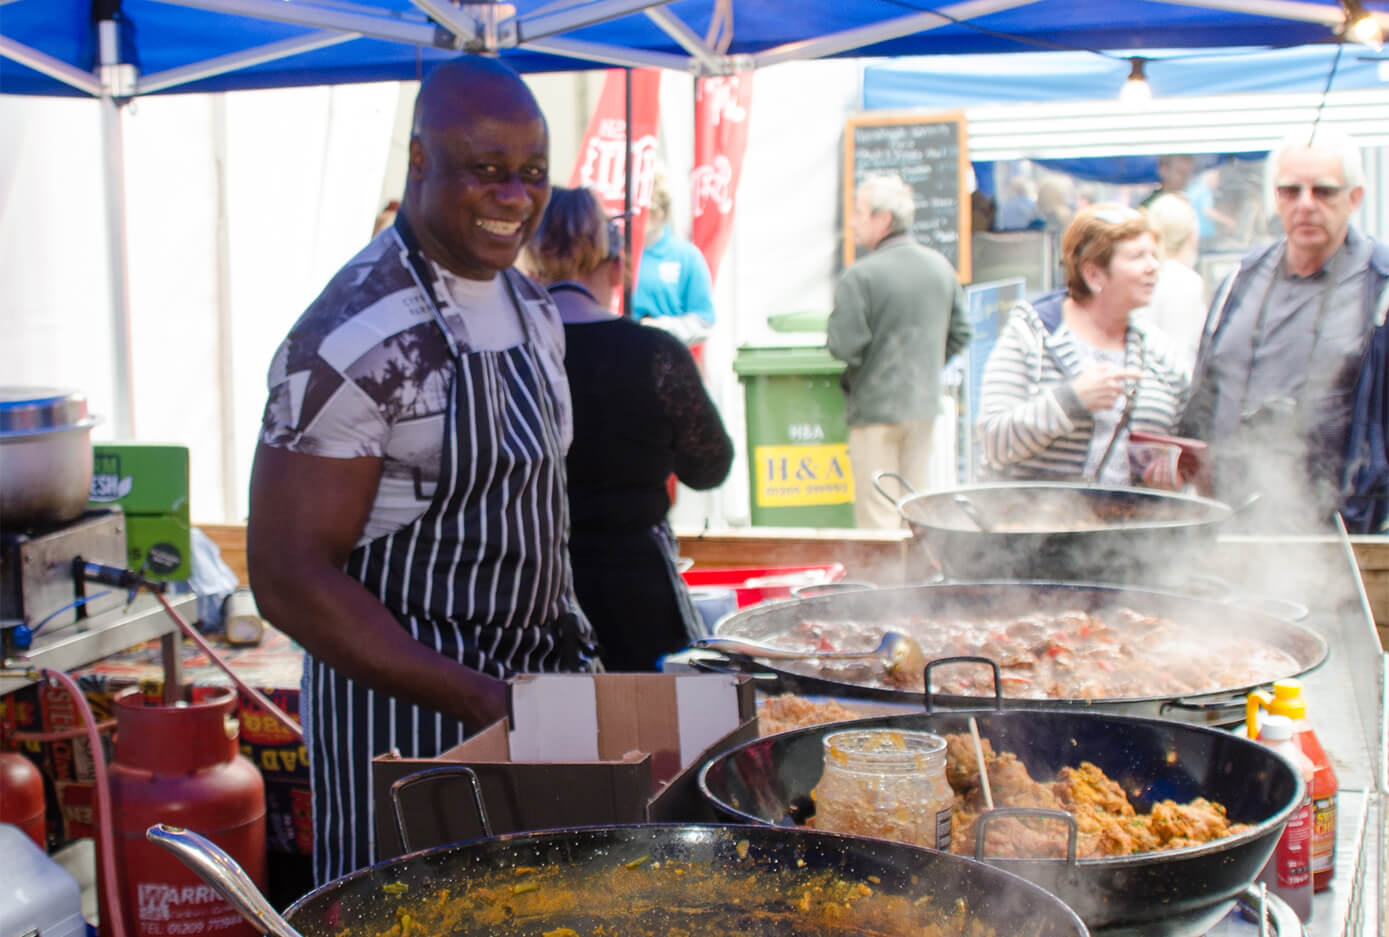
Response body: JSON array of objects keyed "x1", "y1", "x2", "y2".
[{"x1": 411, "y1": 109, "x2": 550, "y2": 280}]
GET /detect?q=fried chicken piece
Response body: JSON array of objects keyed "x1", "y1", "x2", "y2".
[
  {"x1": 943, "y1": 732, "x2": 995, "y2": 792},
  {"x1": 1054, "y1": 762, "x2": 1136, "y2": 818},
  {"x1": 985, "y1": 752, "x2": 1059, "y2": 809},
  {"x1": 1147, "y1": 797, "x2": 1243, "y2": 846}
]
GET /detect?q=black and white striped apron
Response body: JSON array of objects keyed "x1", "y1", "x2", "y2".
[{"x1": 305, "y1": 231, "x2": 596, "y2": 883}]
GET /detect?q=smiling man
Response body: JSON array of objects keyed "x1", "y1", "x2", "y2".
[
  {"x1": 247, "y1": 56, "x2": 599, "y2": 883},
  {"x1": 1181, "y1": 128, "x2": 1389, "y2": 531}
]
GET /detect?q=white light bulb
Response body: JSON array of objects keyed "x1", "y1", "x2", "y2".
[
  {"x1": 1349, "y1": 13, "x2": 1384, "y2": 50},
  {"x1": 1119, "y1": 77, "x2": 1153, "y2": 107}
]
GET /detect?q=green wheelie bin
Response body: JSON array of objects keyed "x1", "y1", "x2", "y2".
[{"x1": 732, "y1": 345, "x2": 856, "y2": 528}]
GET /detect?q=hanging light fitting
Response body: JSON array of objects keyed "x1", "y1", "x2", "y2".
[
  {"x1": 1341, "y1": 0, "x2": 1384, "y2": 50},
  {"x1": 1118, "y1": 56, "x2": 1152, "y2": 107}
]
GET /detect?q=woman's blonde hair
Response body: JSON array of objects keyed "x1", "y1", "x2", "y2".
[
  {"x1": 1145, "y1": 193, "x2": 1198, "y2": 261},
  {"x1": 525, "y1": 186, "x2": 620, "y2": 283},
  {"x1": 1061, "y1": 203, "x2": 1157, "y2": 301}
]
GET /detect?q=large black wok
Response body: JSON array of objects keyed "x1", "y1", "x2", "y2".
[
  {"x1": 696, "y1": 580, "x2": 1327, "y2": 726},
  {"x1": 875, "y1": 477, "x2": 1233, "y2": 582},
  {"x1": 698, "y1": 710, "x2": 1302, "y2": 937},
  {"x1": 272, "y1": 823, "x2": 1085, "y2": 936}
]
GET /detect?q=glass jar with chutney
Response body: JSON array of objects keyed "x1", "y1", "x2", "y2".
[{"x1": 809, "y1": 728, "x2": 953, "y2": 850}]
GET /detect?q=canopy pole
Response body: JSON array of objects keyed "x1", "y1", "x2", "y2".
[
  {"x1": 99, "y1": 19, "x2": 136, "y2": 438},
  {"x1": 622, "y1": 66, "x2": 633, "y2": 318}
]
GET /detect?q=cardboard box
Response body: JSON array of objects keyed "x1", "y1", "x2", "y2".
[
  {"x1": 373, "y1": 672, "x2": 757, "y2": 859},
  {"x1": 88, "y1": 443, "x2": 192, "y2": 580}
]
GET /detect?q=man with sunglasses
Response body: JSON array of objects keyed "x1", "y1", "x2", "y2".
[{"x1": 1182, "y1": 128, "x2": 1389, "y2": 531}]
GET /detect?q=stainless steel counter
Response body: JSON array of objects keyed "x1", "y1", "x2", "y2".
[
  {"x1": 0, "y1": 592, "x2": 195, "y2": 695},
  {"x1": 1189, "y1": 521, "x2": 1386, "y2": 937}
]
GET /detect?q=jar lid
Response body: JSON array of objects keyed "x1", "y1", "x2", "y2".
[
  {"x1": 0, "y1": 387, "x2": 97, "y2": 437},
  {"x1": 824, "y1": 728, "x2": 946, "y2": 771}
]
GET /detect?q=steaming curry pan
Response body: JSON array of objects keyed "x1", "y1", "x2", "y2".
[
  {"x1": 278, "y1": 824, "x2": 1087, "y2": 937},
  {"x1": 697, "y1": 710, "x2": 1302, "y2": 937},
  {"x1": 875, "y1": 478, "x2": 1234, "y2": 582},
  {"x1": 694, "y1": 581, "x2": 1328, "y2": 726}
]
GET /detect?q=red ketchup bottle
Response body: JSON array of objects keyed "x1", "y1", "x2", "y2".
[
  {"x1": 1256, "y1": 714, "x2": 1315, "y2": 922},
  {"x1": 1247, "y1": 679, "x2": 1338, "y2": 891}
]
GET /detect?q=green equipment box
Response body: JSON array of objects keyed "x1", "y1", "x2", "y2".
[{"x1": 88, "y1": 444, "x2": 192, "y2": 580}]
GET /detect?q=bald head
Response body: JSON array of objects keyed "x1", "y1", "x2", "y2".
[
  {"x1": 413, "y1": 55, "x2": 545, "y2": 138},
  {"x1": 402, "y1": 55, "x2": 551, "y2": 281}
]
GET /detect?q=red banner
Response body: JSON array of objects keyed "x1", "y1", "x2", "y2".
[
  {"x1": 690, "y1": 73, "x2": 754, "y2": 283},
  {"x1": 570, "y1": 68, "x2": 662, "y2": 286}
]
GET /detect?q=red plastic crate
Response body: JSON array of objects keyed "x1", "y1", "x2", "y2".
[{"x1": 681, "y1": 563, "x2": 846, "y2": 607}]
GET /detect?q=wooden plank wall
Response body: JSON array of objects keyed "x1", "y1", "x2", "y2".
[{"x1": 199, "y1": 523, "x2": 1389, "y2": 650}]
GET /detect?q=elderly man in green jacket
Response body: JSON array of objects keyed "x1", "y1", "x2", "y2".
[{"x1": 828, "y1": 172, "x2": 973, "y2": 528}]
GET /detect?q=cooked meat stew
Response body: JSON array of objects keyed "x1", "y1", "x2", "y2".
[{"x1": 757, "y1": 605, "x2": 1301, "y2": 700}]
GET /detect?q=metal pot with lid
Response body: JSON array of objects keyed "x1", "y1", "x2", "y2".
[{"x1": 0, "y1": 387, "x2": 99, "y2": 529}]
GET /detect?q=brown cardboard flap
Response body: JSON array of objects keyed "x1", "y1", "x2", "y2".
[
  {"x1": 593, "y1": 673, "x2": 679, "y2": 780},
  {"x1": 371, "y1": 673, "x2": 755, "y2": 861}
]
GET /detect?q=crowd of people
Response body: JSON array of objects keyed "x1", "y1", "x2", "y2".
[{"x1": 244, "y1": 53, "x2": 1388, "y2": 883}]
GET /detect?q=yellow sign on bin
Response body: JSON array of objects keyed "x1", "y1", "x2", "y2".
[{"x1": 753, "y1": 444, "x2": 855, "y2": 507}]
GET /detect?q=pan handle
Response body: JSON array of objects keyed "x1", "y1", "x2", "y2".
[
  {"x1": 146, "y1": 824, "x2": 305, "y2": 937},
  {"x1": 389, "y1": 765, "x2": 493, "y2": 854},
  {"x1": 974, "y1": 807, "x2": 1079, "y2": 867},
  {"x1": 923, "y1": 657, "x2": 1003, "y2": 713},
  {"x1": 1220, "y1": 593, "x2": 1310, "y2": 622},
  {"x1": 871, "y1": 470, "x2": 915, "y2": 506},
  {"x1": 684, "y1": 651, "x2": 784, "y2": 685},
  {"x1": 1159, "y1": 690, "x2": 1249, "y2": 724},
  {"x1": 789, "y1": 580, "x2": 877, "y2": 598}
]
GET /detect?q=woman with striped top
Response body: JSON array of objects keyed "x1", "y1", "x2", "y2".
[{"x1": 977, "y1": 203, "x2": 1191, "y2": 487}]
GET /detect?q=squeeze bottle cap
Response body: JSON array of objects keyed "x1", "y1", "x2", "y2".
[
  {"x1": 1260, "y1": 713, "x2": 1294, "y2": 741},
  {"x1": 1247, "y1": 680, "x2": 1309, "y2": 736},
  {"x1": 1271, "y1": 680, "x2": 1307, "y2": 719}
]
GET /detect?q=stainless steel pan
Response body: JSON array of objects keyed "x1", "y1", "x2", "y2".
[
  {"x1": 696, "y1": 580, "x2": 1327, "y2": 726},
  {"x1": 875, "y1": 476, "x2": 1233, "y2": 582},
  {"x1": 149, "y1": 822, "x2": 1090, "y2": 937}
]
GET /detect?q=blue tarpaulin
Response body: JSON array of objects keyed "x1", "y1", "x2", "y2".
[{"x1": 3, "y1": 1, "x2": 1386, "y2": 96}]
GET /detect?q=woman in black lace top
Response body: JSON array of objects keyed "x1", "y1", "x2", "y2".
[{"x1": 525, "y1": 187, "x2": 734, "y2": 670}]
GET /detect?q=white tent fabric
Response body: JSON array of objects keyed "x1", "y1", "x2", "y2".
[{"x1": 1, "y1": 84, "x2": 401, "y2": 521}]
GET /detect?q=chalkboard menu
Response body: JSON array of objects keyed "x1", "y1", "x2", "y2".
[{"x1": 843, "y1": 110, "x2": 971, "y2": 282}]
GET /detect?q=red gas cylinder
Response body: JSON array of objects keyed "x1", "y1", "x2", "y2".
[
  {"x1": 1, "y1": 749, "x2": 48, "y2": 849},
  {"x1": 103, "y1": 686, "x2": 266, "y2": 937}
]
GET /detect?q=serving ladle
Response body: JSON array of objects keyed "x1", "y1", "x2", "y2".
[
  {"x1": 147, "y1": 824, "x2": 304, "y2": 937},
  {"x1": 696, "y1": 630, "x2": 926, "y2": 677}
]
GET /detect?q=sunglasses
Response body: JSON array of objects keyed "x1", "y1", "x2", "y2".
[
  {"x1": 604, "y1": 219, "x2": 623, "y2": 261},
  {"x1": 1275, "y1": 183, "x2": 1343, "y2": 202}
]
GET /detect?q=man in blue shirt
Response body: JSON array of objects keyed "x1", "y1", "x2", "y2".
[{"x1": 633, "y1": 176, "x2": 716, "y2": 347}]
